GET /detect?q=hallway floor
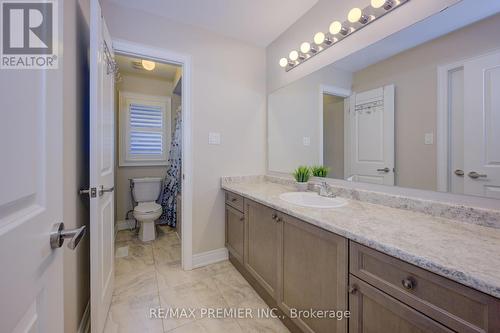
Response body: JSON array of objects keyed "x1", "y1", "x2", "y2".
[{"x1": 105, "y1": 225, "x2": 290, "y2": 333}]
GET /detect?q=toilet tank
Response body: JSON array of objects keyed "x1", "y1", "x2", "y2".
[{"x1": 131, "y1": 177, "x2": 162, "y2": 203}]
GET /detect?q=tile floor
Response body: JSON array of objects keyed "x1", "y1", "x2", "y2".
[{"x1": 104, "y1": 225, "x2": 290, "y2": 333}]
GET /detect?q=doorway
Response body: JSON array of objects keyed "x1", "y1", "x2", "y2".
[
  {"x1": 437, "y1": 49, "x2": 500, "y2": 199},
  {"x1": 112, "y1": 40, "x2": 193, "y2": 270}
]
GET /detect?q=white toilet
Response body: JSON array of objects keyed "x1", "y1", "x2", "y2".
[{"x1": 131, "y1": 177, "x2": 163, "y2": 242}]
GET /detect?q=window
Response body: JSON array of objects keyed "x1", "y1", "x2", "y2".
[{"x1": 119, "y1": 92, "x2": 171, "y2": 166}]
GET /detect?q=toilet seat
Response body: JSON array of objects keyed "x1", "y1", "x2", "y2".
[{"x1": 134, "y1": 202, "x2": 162, "y2": 215}]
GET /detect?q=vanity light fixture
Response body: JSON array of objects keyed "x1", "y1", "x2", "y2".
[{"x1": 280, "y1": 0, "x2": 409, "y2": 71}]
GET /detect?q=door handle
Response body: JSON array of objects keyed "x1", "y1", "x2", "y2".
[
  {"x1": 468, "y1": 171, "x2": 487, "y2": 179},
  {"x1": 50, "y1": 223, "x2": 86, "y2": 249},
  {"x1": 99, "y1": 185, "x2": 114, "y2": 196},
  {"x1": 377, "y1": 167, "x2": 390, "y2": 173},
  {"x1": 454, "y1": 169, "x2": 464, "y2": 176}
]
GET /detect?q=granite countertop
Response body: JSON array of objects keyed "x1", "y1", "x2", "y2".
[{"x1": 221, "y1": 178, "x2": 500, "y2": 299}]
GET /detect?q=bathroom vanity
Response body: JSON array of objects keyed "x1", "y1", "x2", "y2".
[{"x1": 222, "y1": 177, "x2": 500, "y2": 333}]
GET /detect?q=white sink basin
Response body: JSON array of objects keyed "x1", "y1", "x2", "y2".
[{"x1": 279, "y1": 192, "x2": 348, "y2": 209}]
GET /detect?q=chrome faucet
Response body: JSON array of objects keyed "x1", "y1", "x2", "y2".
[{"x1": 317, "y1": 181, "x2": 336, "y2": 198}]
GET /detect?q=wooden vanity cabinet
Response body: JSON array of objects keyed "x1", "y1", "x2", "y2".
[
  {"x1": 224, "y1": 191, "x2": 500, "y2": 333},
  {"x1": 225, "y1": 204, "x2": 245, "y2": 264},
  {"x1": 278, "y1": 213, "x2": 348, "y2": 333},
  {"x1": 244, "y1": 199, "x2": 280, "y2": 298},
  {"x1": 349, "y1": 276, "x2": 454, "y2": 333}
]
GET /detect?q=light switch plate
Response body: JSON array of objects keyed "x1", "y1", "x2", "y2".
[
  {"x1": 208, "y1": 132, "x2": 221, "y2": 145},
  {"x1": 303, "y1": 136, "x2": 311, "y2": 146},
  {"x1": 424, "y1": 133, "x2": 434, "y2": 145}
]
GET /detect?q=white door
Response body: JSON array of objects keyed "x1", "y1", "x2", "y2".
[
  {"x1": 464, "y1": 51, "x2": 500, "y2": 199},
  {"x1": 90, "y1": 0, "x2": 115, "y2": 332},
  {"x1": 347, "y1": 85, "x2": 395, "y2": 185},
  {"x1": 0, "y1": 1, "x2": 64, "y2": 332}
]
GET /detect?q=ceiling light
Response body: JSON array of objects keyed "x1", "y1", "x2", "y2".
[
  {"x1": 289, "y1": 50, "x2": 299, "y2": 61},
  {"x1": 141, "y1": 60, "x2": 156, "y2": 71},
  {"x1": 329, "y1": 21, "x2": 348, "y2": 36},
  {"x1": 279, "y1": 58, "x2": 288, "y2": 68},
  {"x1": 314, "y1": 32, "x2": 325, "y2": 45},
  {"x1": 300, "y1": 42, "x2": 311, "y2": 54}
]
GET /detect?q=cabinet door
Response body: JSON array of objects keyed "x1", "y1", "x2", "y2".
[
  {"x1": 245, "y1": 200, "x2": 279, "y2": 298},
  {"x1": 349, "y1": 276, "x2": 455, "y2": 333},
  {"x1": 278, "y1": 214, "x2": 348, "y2": 333},
  {"x1": 225, "y1": 204, "x2": 244, "y2": 264}
]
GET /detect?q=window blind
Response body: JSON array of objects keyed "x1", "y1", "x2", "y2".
[{"x1": 129, "y1": 103, "x2": 163, "y2": 156}]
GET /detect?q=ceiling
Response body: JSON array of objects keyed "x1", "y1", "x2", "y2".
[
  {"x1": 115, "y1": 54, "x2": 180, "y2": 81},
  {"x1": 102, "y1": 0, "x2": 319, "y2": 47}
]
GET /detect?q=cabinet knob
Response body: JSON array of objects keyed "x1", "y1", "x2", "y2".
[
  {"x1": 271, "y1": 213, "x2": 278, "y2": 220},
  {"x1": 401, "y1": 277, "x2": 416, "y2": 290},
  {"x1": 231, "y1": 197, "x2": 238, "y2": 202},
  {"x1": 348, "y1": 285, "x2": 358, "y2": 294}
]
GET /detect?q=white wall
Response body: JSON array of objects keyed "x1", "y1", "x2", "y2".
[
  {"x1": 102, "y1": 3, "x2": 267, "y2": 255},
  {"x1": 266, "y1": 0, "x2": 461, "y2": 92},
  {"x1": 268, "y1": 64, "x2": 351, "y2": 173}
]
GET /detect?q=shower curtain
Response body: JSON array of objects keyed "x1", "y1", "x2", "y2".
[{"x1": 158, "y1": 106, "x2": 182, "y2": 227}]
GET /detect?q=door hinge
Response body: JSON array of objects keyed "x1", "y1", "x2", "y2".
[{"x1": 79, "y1": 187, "x2": 97, "y2": 198}]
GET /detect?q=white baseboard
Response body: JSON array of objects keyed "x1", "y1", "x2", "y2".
[
  {"x1": 77, "y1": 301, "x2": 90, "y2": 333},
  {"x1": 115, "y1": 219, "x2": 136, "y2": 232},
  {"x1": 191, "y1": 247, "x2": 228, "y2": 269}
]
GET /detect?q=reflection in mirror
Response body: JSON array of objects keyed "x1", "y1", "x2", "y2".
[{"x1": 268, "y1": 13, "x2": 500, "y2": 199}]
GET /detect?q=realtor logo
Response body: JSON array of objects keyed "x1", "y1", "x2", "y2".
[{"x1": 1, "y1": 0, "x2": 58, "y2": 69}]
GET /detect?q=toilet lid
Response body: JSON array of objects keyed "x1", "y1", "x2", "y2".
[{"x1": 135, "y1": 202, "x2": 162, "y2": 214}]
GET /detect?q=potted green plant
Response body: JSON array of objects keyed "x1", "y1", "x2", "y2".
[
  {"x1": 311, "y1": 165, "x2": 330, "y2": 178},
  {"x1": 292, "y1": 166, "x2": 311, "y2": 191}
]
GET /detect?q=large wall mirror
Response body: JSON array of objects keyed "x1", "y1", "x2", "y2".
[{"x1": 268, "y1": 11, "x2": 500, "y2": 199}]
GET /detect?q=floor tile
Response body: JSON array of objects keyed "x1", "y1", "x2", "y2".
[
  {"x1": 104, "y1": 292, "x2": 164, "y2": 333},
  {"x1": 167, "y1": 317, "x2": 244, "y2": 333},
  {"x1": 107, "y1": 228, "x2": 290, "y2": 333},
  {"x1": 158, "y1": 278, "x2": 229, "y2": 331}
]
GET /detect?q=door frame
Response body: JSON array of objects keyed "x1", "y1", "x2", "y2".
[
  {"x1": 436, "y1": 48, "x2": 500, "y2": 193},
  {"x1": 318, "y1": 85, "x2": 351, "y2": 166},
  {"x1": 112, "y1": 39, "x2": 194, "y2": 270}
]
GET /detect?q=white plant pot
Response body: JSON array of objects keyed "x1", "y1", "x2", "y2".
[{"x1": 295, "y1": 182, "x2": 308, "y2": 192}]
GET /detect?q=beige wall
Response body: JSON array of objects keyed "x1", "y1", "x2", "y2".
[
  {"x1": 268, "y1": 64, "x2": 352, "y2": 173},
  {"x1": 103, "y1": 2, "x2": 267, "y2": 254},
  {"x1": 352, "y1": 14, "x2": 500, "y2": 191},
  {"x1": 323, "y1": 95, "x2": 344, "y2": 179},
  {"x1": 63, "y1": 0, "x2": 90, "y2": 332},
  {"x1": 115, "y1": 73, "x2": 174, "y2": 220}
]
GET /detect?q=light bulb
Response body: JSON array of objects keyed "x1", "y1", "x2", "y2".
[
  {"x1": 289, "y1": 50, "x2": 299, "y2": 61},
  {"x1": 300, "y1": 42, "x2": 311, "y2": 54},
  {"x1": 372, "y1": 0, "x2": 395, "y2": 10},
  {"x1": 314, "y1": 32, "x2": 325, "y2": 45},
  {"x1": 141, "y1": 60, "x2": 155, "y2": 71},
  {"x1": 329, "y1": 21, "x2": 343, "y2": 35},
  {"x1": 371, "y1": 0, "x2": 385, "y2": 8},
  {"x1": 348, "y1": 8, "x2": 362, "y2": 23},
  {"x1": 279, "y1": 58, "x2": 288, "y2": 68}
]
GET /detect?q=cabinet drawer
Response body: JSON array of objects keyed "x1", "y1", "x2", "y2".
[
  {"x1": 350, "y1": 242, "x2": 500, "y2": 333},
  {"x1": 349, "y1": 275, "x2": 454, "y2": 333},
  {"x1": 225, "y1": 191, "x2": 244, "y2": 212}
]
